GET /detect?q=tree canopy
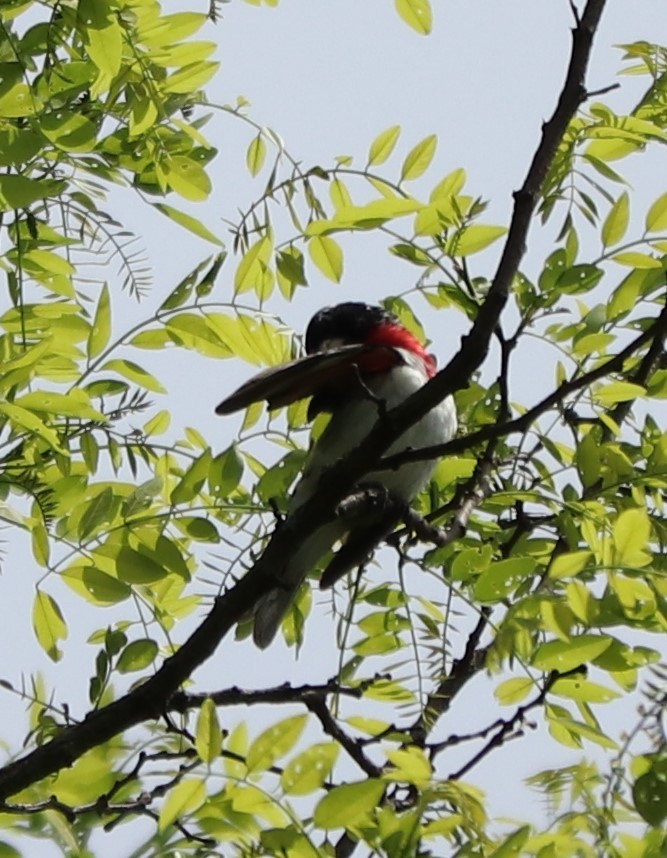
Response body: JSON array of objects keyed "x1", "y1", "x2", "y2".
[{"x1": 0, "y1": 0, "x2": 665, "y2": 856}]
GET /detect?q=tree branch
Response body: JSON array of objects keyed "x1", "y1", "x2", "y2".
[
  {"x1": 409, "y1": 611, "x2": 491, "y2": 746},
  {"x1": 447, "y1": 673, "x2": 559, "y2": 781},
  {"x1": 169, "y1": 677, "x2": 373, "y2": 713},
  {"x1": 305, "y1": 696, "x2": 382, "y2": 779}
]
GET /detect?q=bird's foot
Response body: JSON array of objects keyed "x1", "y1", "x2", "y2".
[{"x1": 336, "y1": 482, "x2": 406, "y2": 524}]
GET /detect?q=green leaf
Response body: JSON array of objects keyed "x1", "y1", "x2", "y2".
[
  {"x1": 0, "y1": 403, "x2": 63, "y2": 450},
  {"x1": 645, "y1": 190, "x2": 667, "y2": 232},
  {"x1": 79, "y1": 487, "x2": 115, "y2": 538},
  {"x1": 533, "y1": 634, "x2": 612, "y2": 672},
  {"x1": 0, "y1": 81, "x2": 41, "y2": 119},
  {"x1": 174, "y1": 516, "x2": 219, "y2": 542},
  {"x1": 556, "y1": 263, "x2": 603, "y2": 294},
  {"x1": 548, "y1": 550, "x2": 591, "y2": 580},
  {"x1": 31, "y1": 518, "x2": 50, "y2": 567},
  {"x1": 488, "y1": 827, "x2": 531, "y2": 858},
  {"x1": 576, "y1": 430, "x2": 600, "y2": 488},
  {"x1": 88, "y1": 283, "x2": 111, "y2": 359},
  {"x1": 453, "y1": 224, "x2": 507, "y2": 257},
  {"x1": 150, "y1": 40, "x2": 217, "y2": 68},
  {"x1": 40, "y1": 110, "x2": 98, "y2": 153},
  {"x1": 122, "y1": 478, "x2": 163, "y2": 518},
  {"x1": 307, "y1": 198, "x2": 422, "y2": 236},
  {"x1": 79, "y1": 0, "x2": 123, "y2": 78},
  {"x1": 209, "y1": 446, "x2": 244, "y2": 496},
  {"x1": 601, "y1": 192, "x2": 629, "y2": 248},
  {"x1": 166, "y1": 312, "x2": 231, "y2": 358},
  {"x1": 16, "y1": 390, "x2": 105, "y2": 421},
  {"x1": 309, "y1": 235, "x2": 343, "y2": 282},
  {"x1": 164, "y1": 155, "x2": 212, "y2": 201},
  {"x1": 164, "y1": 61, "x2": 219, "y2": 94},
  {"x1": 367, "y1": 125, "x2": 401, "y2": 166},
  {"x1": 246, "y1": 133, "x2": 267, "y2": 176},
  {"x1": 551, "y1": 676, "x2": 620, "y2": 703},
  {"x1": 101, "y1": 359, "x2": 166, "y2": 393},
  {"x1": 314, "y1": 779, "x2": 385, "y2": 829},
  {"x1": 153, "y1": 535, "x2": 190, "y2": 580},
  {"x1": 430, "y1": 167, "x2": 466, "y2": 200},
  {"x1": 364, "y1": 677, "x2": 415, "y2": 703},
  {"x1": 155, "y1": 203, "x2": 223, "y2": 246},
  {"x1": 170, "y1": 449, "x2": 213, "y2": 505},
  {"x1": 611, "y1": 251, "x2": 662, "y2": 268},
  {"x1": 400, "y1": 134, "x2": 437, "y2": 181},
  {"x1": 144, "y1": 410, "x2": 171, "y2": 437},
  {"x1": 128, "y1": 329, "x2": 171, "y2": 350},
  {"x1": 385, "y1": 746, "x2": 432, "y2": 786},
  {"x1": 158, "y1": 778, "x2": 206, "y2": 832},
  {"x1": 24, "y1": 249, "x2": 75, "y2": 277},
  {"x1": 565, "y1": 579, "x2": 596, "y2": 625},
  {"x1": 594, "y1": 381, "x2": 645, "y2": 406},
  {"x1": 159, "y1": 256, "x2": 210, "y2": 311},
  {"x1": 280, "y1": 743, "x2": 339, "y2": 795},
  {"x1": 633, "y1": 757, "x2": 667, "y2": 825},
  {"x1": 550, "y1": 715, "x2": 618, "y2": 749},
  {"x1": 0, "y1": 175, "x2": 66, "y2": 211},
  {"x1": 494, "y1": 677, "x2": 534, "y2": 706},
  {"x1": 395, "y1": 0, "x2": 432, "y2": 35},
  {"x1": 613, "y1": 507, "x2": 652, "y2": 567},
  {"x1": 234, "y1": 235, "x2": 273, "y2": 294},
  {"x1": 227, "y1": 783, "x2": 284, "y2": 822},
  {"x1": 63, "y1": 566, "x2": 131, "y2": 605},
  {"x1": 224, "y1": 722, "x2": 248, "y2": 778},
  {"x1": 115, "y1": 546, "x2": 167, "y2": 584},
  {"x1": 276, "y1": 247, "x2": 307, "y2": 297},
  {"x1": 140, "y1": 12, "x2": 207, "y2": 46},
  {"x1": 246, "y1": 715, "x2": 307, "y2": 773},
  {"x1": 473, "y1": 557, "x2": 534, "y2": 603},
  {"x1": 116, "y1": 639, "x2": 158, "y2": 673},
  {"x1": 195, "y1": 698, "x2": 222, "y2": 764},
  {"x1": 33, "y1": 591, "x2": 67, "y2": 662}
]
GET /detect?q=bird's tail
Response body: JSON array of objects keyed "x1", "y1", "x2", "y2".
[
  {"x1": 252, "y1": 519, "x2": 344, "y2": 649},
  {"x1": 253, "y1": 585, "x2": 302, "y2": 649}
]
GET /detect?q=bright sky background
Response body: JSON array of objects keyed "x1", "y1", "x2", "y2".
[{"x1": 2, "y1": 2, "x2": 667, "y2": 855}]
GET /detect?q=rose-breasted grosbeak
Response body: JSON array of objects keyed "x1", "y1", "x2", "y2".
[{"x1": 216, "y1": 302, "x2": 457, "y2": 647}]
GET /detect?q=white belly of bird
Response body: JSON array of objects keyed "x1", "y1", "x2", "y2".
[{"x1": 291, "y1": 360, "x2": 457, "y2": 511}]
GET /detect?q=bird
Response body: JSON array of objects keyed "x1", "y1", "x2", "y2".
[{"x1": 215, "y1": 302, "x2": 457, "y2": 648}]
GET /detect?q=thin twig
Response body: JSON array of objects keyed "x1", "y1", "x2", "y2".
[{"x1": 305, "y1": 695, "x2": 382, "y2": 779}]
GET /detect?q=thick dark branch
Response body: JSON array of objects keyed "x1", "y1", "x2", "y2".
[
  {"x1": 606, "y1": 303, "x2": 667, "y2": 436},
  {"x1": 0, "y1": 0, "x2": 608, "y2": 803},
  {"x1": 0, "y1": 570, "x2": 272, "y2": 801},
  {"x1": 305, "y1": 696, "x2": 382, "y2": 779},
  {"x1": 169, "y1": 678, "x2": 372, "y2": 713},
  {"x1": 409, "y1": 611, "x2": 491, "y2": 746}
]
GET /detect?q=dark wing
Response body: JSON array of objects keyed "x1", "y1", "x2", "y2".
[{"x1": 215, "y1": 343, "x2": 399, "y2": 415}]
